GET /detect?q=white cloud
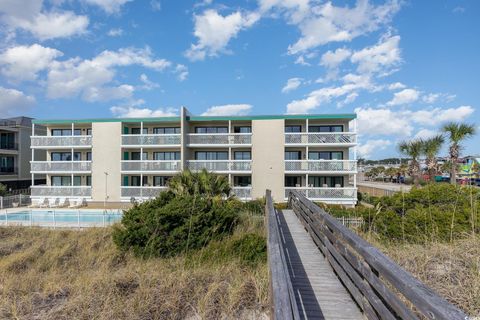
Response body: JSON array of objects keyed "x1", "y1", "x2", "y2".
[
  {"x1": 350, "y1": 34, "x2": 401, "y2": 75},
  {"x1": 422, "y1": 92, "x2": 456, "y2": 104},
  {"x1": 139, "y1": 74, "x2": 159, "y2": 90},
  {"x1": 150, "y1": 0, "x2": 161, "y2": 11},
  {"x1": 258, "y1": 0, "x2": 310, "y2": 24},
  {"x1": 282, "y1": 77, "x2": 302, "y2": 93},
  {"x1": 357, "y1": 139, "x2": 391, "y2": 158},
  {"x1": 185, "y1": 9, "x2": 260, "y2": 61},
  {"x1": 47, "y1": 47, "x2": 171, "y2": 101},
  {"x1": 107, "y1": 28, "x2": 123, "y2": 36},
  {"x1": 287, "y1": 0, "x2": 401, "y2": 54},
  {"x1": 386, "y1": 88, "x2": 420, "y2": 106},
  {"x1": 387, "y1": 82, "x2": 405, "y2": 90},
  {"x1": 0, "y1": 1, "x2": 89, "y2": 40},
  {"x1": 320, "y1": 47, "x2": 351, "y2": 69},
  {"x1": 414, "y1": 128, "x2": 437, "y2": 140},
  {"x1": 82, "y1": 0, "x2": 132, "y2": 14},
  {"x1": 201, "y1": 104, "x2": 252, "y2": 116},
  {"x1": 0, "y1": 87, "x2": 35, "y2": 115},
  {"x1": 110, "y1": 105, "x2": 178, "y2": 118},
  {"x1": 294, "y1": 55, "x2": 311, "y2": 66},
  {"x1": 174, "y1": 64, "x2": 188, "y2": 81},
  {"x1": 0, "y1": 44, "x2": 62, "y2": 81}
]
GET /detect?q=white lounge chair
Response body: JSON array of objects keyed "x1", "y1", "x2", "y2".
[
  {"x1": 38, "y1": 198, "x2": 49, "y2": 208},
  {"x1": 62, "y1": 198, "x2": 70, "y2": 208},
  {"x1": 49, "y1": 198, "x2": 60, "y2": 208},
  {"x1": 69, "y1": 198, "x2": 81, "y2": 208}
]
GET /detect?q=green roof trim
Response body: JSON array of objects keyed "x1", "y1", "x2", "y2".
[{"x1": 32, "y1": 113, "x2": 356, "y2": 125}]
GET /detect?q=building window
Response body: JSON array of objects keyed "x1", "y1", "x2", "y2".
[
  {"x1": 131, "y1": 176, "x2": 148, "y2": 186},
  {"x1": 308, "y1": 125, "x2": 343, "y2": 132},
  {"x1": 0, "y1": 156, "x2": 14, "y2": 172},
  {"x1": 153, "y1": 152, "x2": 180, "y2": 160},
  {"x1": 308, "y1": 176, "x2": 344, "y2": 188},
  {"x1": 51, "y1": 129, "x2": 81, "y2": 136},
  {"x1": 195, "y1": 151, "x2": 228, "y2": 160},
  {"x1": 285, "y1": 125, "x2": 301, "y2": 133},
  {"x1": 195, "y1": 127, "x2": 228, "y2": 134},
  {"x1": 153, "y1": 127, "x2": 180, "y2": 134},
  {"x1": 51, "y1": 152, "x2": 81, "y2": 161},
  {"x1": 285, "y1": 176, "x2": 302, "y2": 187},
  {"x1": 131, "y1": 152, "x2": 148, "y2": 160},
  {"x1": 86, "y1": 128, "x2": 92, "y2": 135},
  {"x1": 86, "y1": 152, "x2": 92, "y2": 161},
  {"x1": 86, "y1": 176, "x2": 92, "y2": 186},
  {"x1": 0, "y1": 133, "x2": 15, "y2": 149},
  {"x1": 234, "y1": 176, "x2": 251, "y2": 187},
  {"x1": 131, "y1": 128, "x2": 148, "y2": 134},
  {"x1": 308, "y1": 151, "x2": 343, "y2": 160},
  {"x1": 285, "y1": 151, "x2": 301, "y2": 160},
  {"x1": 233, "y1": 126, "x2": 251, "y2": 133},
  {"x1": 234, "y1": 151, "x2": 251, "y2": 160},
  {"x1": 153, "y1": 176, "x2": 171, "y2": 186}
]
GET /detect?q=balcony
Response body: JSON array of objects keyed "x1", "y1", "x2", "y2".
[
  {"x1": 187, "y1": 133, "x2": 252, "y2": 146},
  {"x1": 31, "y1": 161, "x2": 92, "y2": 173},
  {"x1": 284, "y1": 187, "x2": 357, "y2": 200},
  {"x1": 121, "y1": 186, "x2": 167, "y2": 199},
  {"x1": 121, "y1": 160, "x2": 181, "y2": 172},
  {"x1": 232, "y1": 187, "x2": 252, "y2": 200},
  {"x1": 121, "y1": 134, "x2": 181, "y2": 147},
  {"x1": 186, "y1": 160, "x2": 252, "y2": 173},
  {"x1": 285, "y1": 160, "x2": 357, "y2": 173},
  {"x1": 285, "y1": 133, "x2": 356, "y2": 146},
  {"x1": 31, "y1": 136, "x2": 92, "y2": 149},
  {"x1": 31, "y1": 186, "x2": 92, "y2": 198}
]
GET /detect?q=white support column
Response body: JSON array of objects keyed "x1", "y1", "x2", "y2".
[{"x1": 140, "y1": 121, "x2": 144, "y2": 134}]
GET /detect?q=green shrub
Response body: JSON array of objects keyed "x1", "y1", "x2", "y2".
[
  {"x1": 0, "y1": 184, "x2": 7, "y2": 197},
  {"x1": 113, "y1": 193, "x2": 239, "y2": 257},
  {"x1": 274, "y1": 202, "x2": 288, "y2": 210}
]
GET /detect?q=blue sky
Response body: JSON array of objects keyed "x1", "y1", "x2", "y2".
[{"x1": 0, "y1": 0, "x2": 479, "y2": 159}]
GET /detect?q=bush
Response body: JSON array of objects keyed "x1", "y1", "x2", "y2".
[
  {"x1": 113, "y1": 193, "x2": 239, "y2": 257},
  {"x1": 0, "y1": 184, "x2": 7, "y2": 197}
]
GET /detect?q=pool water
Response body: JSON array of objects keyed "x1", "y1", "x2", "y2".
[{"x1": 0, "y1": 210, "x2": 123, "y2": 226}]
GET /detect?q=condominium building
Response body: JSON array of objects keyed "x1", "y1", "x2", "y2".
[
  {"x1": 1, "y1": 117, "x2": 45, "y2": 190},
  {"x1": 30, "y1": 107, "x2": 357, "y2": 205}
]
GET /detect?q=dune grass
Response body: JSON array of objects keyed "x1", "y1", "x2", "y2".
[{"x1": 0, "y1": 214, "x2": 269, "y2": 319}]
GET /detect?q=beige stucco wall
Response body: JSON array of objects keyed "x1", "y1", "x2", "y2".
[
  {"x1": 251, "y1": 119, "x2": 284, "y2": 201},
  {"x1": 91, "y1": 122, "x2": 122, "y2": 202}
]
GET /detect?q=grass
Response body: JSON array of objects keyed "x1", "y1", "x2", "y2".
[{"x1": 0, "y1": 213, "x2": 269, "y2": 319}]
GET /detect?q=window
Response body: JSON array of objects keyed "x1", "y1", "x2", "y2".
[
  {"x1": 153, "y1": 176, "x2": 171, "y2": 186},
  {"x1": 86, "y1": 152, "x2": 92, "y2": 161},
  {"x1": 51, "y1": 129, "x2": 81, "y2": 136},
  {"x1": 51, "y1": 176, "x2": 72, "y2": 186},
  {"x1": 51, "y1": 152, "x2": 81, "y2": 161},
  {"x1": 195, "y1": 151, "x2": 228, "y2": 160},
  {"x1": 308, "y1": 125, "x2": 343, "y2": 132},
  {"x1": 0, "y1": 133, "x2": 15, "y2": 149},
  {"x1": 195, "y1": 127, "x2": 228, "y2": 134},
  {"x1": 131, "y1": 176, "x2": 148, "y2": 186},
  {"x1": 131, "y1": 152, "x2": 148, "y2": 160},
  {"x1": 86, "y1": 176, "x2": 92, "y2": 186},
  {"x1": 234, "y1": 176, "x2": 251, "y2": 187},
  {"x1": 285, "y1": 176, "x2": 302, "y2": 187},
  {"x1": 308, "y1": 176, "x2": 344, "y2": 188},
  {"x1": 86, "y1": 128, "x2": 92, "y2": 135},
  {"x1": 0, "y1": 156, "x2": 14, "y2": 172},
  {"x1": 153, "y1": 152, "x2": 180, "y2": 160},
  {"x1": 285, "y1": 151, "x2": 302, "y2": 160},
  {"x1": 234, "y1": 151, "x2": 251, "y2": 160},
  {"x1": 308, "y1": 151, "x2": 343, "y2": 160},
  {"x1": 153, "y1": 127, "x2": 180, "y2": 134},
  {"x1": 131, "y1": 128, "x2": 148, "y2": 134},
  {"x1": 285, "y1": 125, "x2": 301, "y2": 133},
  {"x1": 234, "y1": 126, "x2": 251, "y2": 133}
]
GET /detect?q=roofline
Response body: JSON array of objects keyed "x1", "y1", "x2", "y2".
[{"x1": 32, "y1": 113, "x2": 356, "y2": 125}]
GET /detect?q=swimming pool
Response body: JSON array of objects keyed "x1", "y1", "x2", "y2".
[{"x1": 0, "y1": 209, "x2": 123, "y2": 228}]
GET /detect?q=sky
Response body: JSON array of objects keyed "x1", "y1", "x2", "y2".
[{"x1": 0, "y1": 0, "x2": 479, "y2": 159}]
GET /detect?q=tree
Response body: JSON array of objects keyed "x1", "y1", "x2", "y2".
[
  {"x1": 420, "y1": 135, "x2": 444, "y2": 182},
  {"x1": 0, "y1": 183, "x2": 7, "y2": 197},
  {"x1": 442, "y1": 122, "x2": 476, "y2": 184},
  {"x1": 398, "y1": 139, "x2": 423, "y2": 186},
  {"x1": 167, "y1": 169, "x2": 231, "y2": 199}
]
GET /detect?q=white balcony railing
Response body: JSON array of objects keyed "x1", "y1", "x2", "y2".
[
  {"x1": 232, "y1": 187, "x2": 252, "y2": 200},
  {"x1": 31, "y1": 161, "x2": 92, "y2": 173},
  {"x1": 121, "y1": 134, "x2": 181, "y2": 146},
  {"x1": 186, "y1": 160, "x2": 251, "y2": 172},
  {"x1": 121, "y1": 160, "x2": 181, "y2": 172},
  {"x1": 187, "y1": 133, "x2": 252, "y2": 145},
  {"x1": 285, "y1": 133, "x2": 356, "y2": 145},
  {"x1": 31, "y1": 135, "x2": 92, "y2": 148},
  {"x1": 284, "y1": 187, "x2": 357, "y2": 200},
  {"x1": 285, "y1": 160, "x2": 357, "y2": 173},
  {"x1": 121, "y1": 186, "x2": 167, "y2": 198},
  {"x1": 31, "y1": 186, "x2": 92, "y2": 198}
]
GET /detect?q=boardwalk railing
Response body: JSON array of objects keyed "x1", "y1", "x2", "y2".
[
  {"x1": 265, "y1": 190, "x2": 300, "y2": 320},
  {"x1": 287, "y1": 190, "x2": 468, "y2": 320}
]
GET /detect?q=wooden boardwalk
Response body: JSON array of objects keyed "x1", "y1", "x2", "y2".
[{"x1": 277, "y1": 209, "x2": 364, "y2": 320}]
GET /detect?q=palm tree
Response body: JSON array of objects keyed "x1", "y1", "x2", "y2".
[
  {"x1": 167, "y1": 169, "x2": 231, "y2": 198},
  {"x1": 442, "y1": 122, "x2": 476, "y2": 184},
  {"x1": 398, "y1": 139, "x2": 423, "y2": 186},
  {"x1": 420, "y1": 135, "x2": 444, "y2": 182}
]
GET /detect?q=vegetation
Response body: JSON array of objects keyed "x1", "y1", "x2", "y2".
[
  {"x1": 167, "y1": 169, "x2": 231, "y2": 199},
  {"x1": 421, "y1": 135, "x2": 445, "y2": 181},
  {"x1": 442, "y1": 122, "x2": 476, "y2": 184},
  {"x1": 398, "y1": 139, "x2": 423, "y2": 186},
  {"x1": 0, "y1": 183, "x2": 6, "y2": 196}
]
